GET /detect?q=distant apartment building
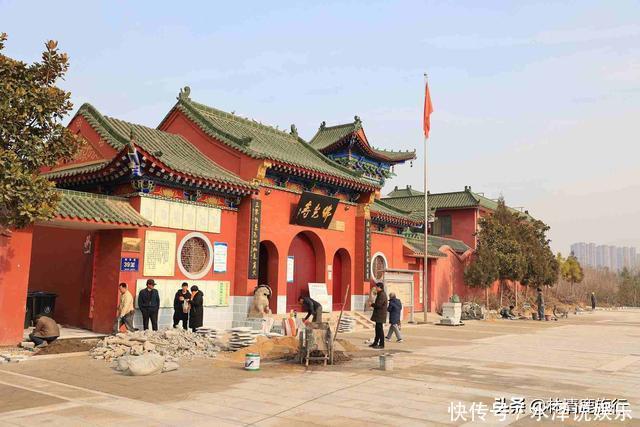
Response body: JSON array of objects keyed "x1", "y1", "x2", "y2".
[{"x1": 569, "y1": 242, "x2": 639, "y2": 272}]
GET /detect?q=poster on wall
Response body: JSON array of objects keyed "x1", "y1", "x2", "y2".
[
  {"x1": 308, "y1": 282, "x2": 330, "y2": 313},
  {"x1": 213, "y1": 242, "x2": 228, "y2": 273},
  {"x1": 122, "y1": 237, "x2": 141, "y2": 252},
  {"x1": 286, "y1": 256, "x2": 295, "y2": 282},
  {"x1": 143, "y1": 230, "x2": 176, "y2": 276}
]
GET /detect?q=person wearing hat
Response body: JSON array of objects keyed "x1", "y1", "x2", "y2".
[
  {"x1": 370, "y1": 282, "x2": 388, "y2": 349},
  {"x1": 138, "y1": 279, "x2": 160, "y2": 331}
]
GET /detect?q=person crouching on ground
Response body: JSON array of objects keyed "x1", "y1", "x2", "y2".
[
  {"x1": 299, "y1": 295, "x2": 322, "y2": 324},
  {"x1": 173, "y1": 282, "x2": 191, "y2": 330},
  {"x1": 385, "y1": 292, "x2": 403, "y2": 343},
  {"x1": 114, "y1": 282, "x2": 136, "y2": 333},
  {"x1": 189, "y1": 285, "x2": 204, "y2": 332},
  {"x1": 500, "y1": 305, "x2": 516, "y2": 320},
  {"x1": 536, "y1": 288, "x2": 545, "y2": 321},
  {"x1": 29, "y1": 315, "x2": 60, "y2": 348},
  {"x1": 138, "y1": 279, "x2": 160, "y2": 331},
  {"x1": 370, "y1": 282, "x2": 388, "y2": 349}
]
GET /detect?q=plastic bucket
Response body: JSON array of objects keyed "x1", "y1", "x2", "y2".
[{"x1": 244, "y1": 353, "x2": 260, "y2": 371}]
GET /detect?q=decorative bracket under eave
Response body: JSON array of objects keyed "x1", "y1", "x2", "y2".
[{"x1": 252, "y1": 161, "x2": 272, "y2": 185}]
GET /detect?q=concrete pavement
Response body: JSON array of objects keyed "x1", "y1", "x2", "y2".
[{"x1": 0, "y1": 309, "x2": 638, "y2": 426}]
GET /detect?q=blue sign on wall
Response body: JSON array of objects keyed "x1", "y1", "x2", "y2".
[{"x1": 120, "y1": 257, "x2": 139, "y2": 272}]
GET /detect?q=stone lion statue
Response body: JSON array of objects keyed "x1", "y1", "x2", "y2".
[{"x1": 248, "y1": 284, "x2": 272, "y2": 318}]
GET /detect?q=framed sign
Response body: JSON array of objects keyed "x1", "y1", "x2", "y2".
[
  {"x1": 287, "y1": 256, "x2": 295, "y2": 283},
  {"x1": 143, "y1": 230, "x2": 176, "y2": 276},
  {"x1": 292, "y1": 192, "x2": 339, "y2": 229},
  {"x1": 120, "y1": 257, "x2": 139, "y2": 272},
  {"x1": 364, "y1": 219, "x2": 372, "y2": 280},
  {"x1": 122, "y1": 237, "x2": 141, "y2": 253},
  {"x1": 213, "y1": 242, "x2": 228, "y2": 273},
  {"x1": 308, "y1": 283, "x2": 330, "y2": 313},
  {"x1": 248, "y1": 199, "x2": 262, "y2": 279}
]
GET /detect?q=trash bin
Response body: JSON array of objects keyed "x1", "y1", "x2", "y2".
[{"x1": 24, "y1": 291, "x2": 57, "y2": 327}]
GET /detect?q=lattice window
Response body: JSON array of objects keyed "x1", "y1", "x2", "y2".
[{"x1": 180, "y1": 236, "x2": 210, "y2": 274}]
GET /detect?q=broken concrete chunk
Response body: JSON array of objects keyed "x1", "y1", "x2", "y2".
[{"x1": 20, "y1": 342, "x2": 35, "y2": 349}]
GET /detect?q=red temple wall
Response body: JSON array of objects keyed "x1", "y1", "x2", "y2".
[
  {"x1": 27, "y1": 226, "x2": 95, "y2": 329},
  {"x1": 0, "y1": 228, "x2": 33, "y2": 345},
  {"x1": 434, "y1": 208, "x2": 478, "y2": 248}
]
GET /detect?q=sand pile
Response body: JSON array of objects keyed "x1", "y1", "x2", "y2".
[{"x1": 226, "y1": 336, "x2": 299, "y2": 362}]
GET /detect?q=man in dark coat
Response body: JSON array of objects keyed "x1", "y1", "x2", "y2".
[
  {"x1": 298, "y1": 295, "x2": 322, "y2": 323},
  {"x1": 385, "y1": 293, "x2": 403, "y2": 343},
  {"x1": 173, "y1": 282, "x2": 191, "y2": 330},
  {"x1": 189, "y1": 285, "x2": 204, "y2": 332},
  {"x1": 138, "y1": 279, "x2": 160, "y2": 331},
  {"x1": 591, "y1": 292, "x2": 596, "y2": 311},
  {"x1": 536, "y1": 287, "x2": 545, "y2": 321},
  {"x1": 370, "y1": 282, "x2": 388, "y2": 349}
]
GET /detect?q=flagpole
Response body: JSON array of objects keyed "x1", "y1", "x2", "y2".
[{"x1": 422, "y1": 73, "x2": 429, "y2": 323}]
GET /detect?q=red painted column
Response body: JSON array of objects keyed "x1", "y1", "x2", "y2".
[{"x1": 0, "y1": 228, "x2": 34, "y2": 345}]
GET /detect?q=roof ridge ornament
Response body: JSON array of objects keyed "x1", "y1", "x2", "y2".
[
  {"x1": 320, "y1": 121, "x2": 326, "y2": 130},
  {"x1": 178, "y1": 86, "x2": 191, "y2": 101},
  {"x1": 290, "y1": 124, "x2": 298, "y2": 137},
  {"x1": 353, "y1": 115, "x2": 362, "y2": 130}
]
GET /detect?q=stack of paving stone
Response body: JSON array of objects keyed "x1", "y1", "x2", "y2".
[
  {"x1": 228, "y1": 327, "x2": 261, "y2": 350},
  {"x1": 194, "y1": 327, "x2": 219, "y2": 340},
  {"x1": 337, "y1": 315, "x2": 356, "y2": 333}
]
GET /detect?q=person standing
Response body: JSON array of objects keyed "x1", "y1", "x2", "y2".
[
  {"x1": 370, "y1": 282, "x2": 388, "y2": 349},
  {"x1": 114, "y1": 283, "x2": 136, "y2": 333},
  {"x1": 173, "y1": 282, "x2": 191, "y2": 330},
  {"x1": 591, "y1": 292, "x2": 596, "y2": 311},
  {"x1": 189, "y1": 285, "x2": 204, "y2": 332},
  {"x1": 385, "y1": 292, "x2": 403, "y2": 343},
  {"x1": 138, "y1": 279, "x2": 160, "y2": 331},
  {"x1": 29, "y1": 315, "x2": 60, "y2": 348},
  {"x1": 536, "y1": 287, "x2": 545, "y2": 321},
  {"x1": 298, "y1": 295, "x2": 322, "y2": 323}
]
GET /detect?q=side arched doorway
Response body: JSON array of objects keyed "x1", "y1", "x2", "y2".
[
  {"x1": 286, "y1": 231, "x2": 325, "y2": 312},
  {"x1": 258, "y1": 240, "x2": 279, "y2": 314},
  {"x1": 332, "y1": 249, "x2": 351, "y2": 311}
]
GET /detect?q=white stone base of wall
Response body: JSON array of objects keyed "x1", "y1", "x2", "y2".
[
  {"x1": 132, "y1": 303, "x2": 234, "y2": 331},
  {"x1": 276, "y1": 295, "x2": 286, "y2": 314},
  {"x1": 352, "y1": 295, "x2": 368, "y2": 312}
]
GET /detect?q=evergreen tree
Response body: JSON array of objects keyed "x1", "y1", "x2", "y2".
[{"x1": 0, "y1": 33, "x2": 80, "y2": 232}]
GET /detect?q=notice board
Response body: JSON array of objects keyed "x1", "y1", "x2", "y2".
[{"x1": 143, "y1": 230, "x2": 176, "y2": 276}]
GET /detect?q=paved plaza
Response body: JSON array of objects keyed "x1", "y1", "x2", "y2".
[{"x1": 1, "y1": 310, "x2": 639, "y2": 426}]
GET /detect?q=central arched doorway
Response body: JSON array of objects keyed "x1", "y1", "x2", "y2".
[
  {"x1": 332, "y1": 249, "x2": 351, "y2": 311},
  {"x1": 258, "y1": 240, "x2": 279, "y2": 314},
  {"x1": 286, "y1": 231, "x2": 325, "y2": 312}
]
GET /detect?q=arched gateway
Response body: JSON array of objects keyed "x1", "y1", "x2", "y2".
[{"x1": 286, "y1": 231, "x2": 325, "y2": 312}]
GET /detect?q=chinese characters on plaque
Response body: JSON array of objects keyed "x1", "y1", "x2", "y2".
[
  {"x1": 247, "y1": 199, "x2": 261, "y2": 279},
  {"x1": 364, "y1": 219, "x2": 371, "y2": 280},
  {"x1": 292, "y1": 192, "x2": 339, "y2": 229}
]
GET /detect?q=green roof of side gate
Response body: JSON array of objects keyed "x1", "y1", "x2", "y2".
[
  {"x1": 309, "y1": 120, "x2": 416, "y2": 163},
  {"x1": 167, "y1": 94, "x2": 380, "y2": 189},
  {"x1": 382, "y1": 188, "x2": 532, "y2": 219},
  {"x1": 386, "y1": 185, "x2": 424, "y2": 198},
  {"x1": 48, "y1": 104, "x2": 254, "y2": 190},
  {"x1": 54, "y1": 189, "x2": 150, "y2": 226},
  {"x1": 404, "y1": 233, "x2": 471, "y2": 258}
]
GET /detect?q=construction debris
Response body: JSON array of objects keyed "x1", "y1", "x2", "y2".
[
  {"x1": 228, "y1": 327, "x2": 260, "y2": 349},
  {"x1": 461, "y1": 302, "x2": 485, "y2": 320},
  {"x1": 90, "y1": 329, "x2": 220, "y2": 363}
]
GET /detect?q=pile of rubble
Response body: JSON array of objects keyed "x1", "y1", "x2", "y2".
[{"x1": 90, "y1": 328, "x2": 221, "y2": 363}]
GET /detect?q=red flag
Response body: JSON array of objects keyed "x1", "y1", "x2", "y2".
[{"x1": 423, "y1": 81, "x2": 433, "y2": 138}]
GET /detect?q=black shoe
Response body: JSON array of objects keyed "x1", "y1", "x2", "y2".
[
  {"x1": 372, "y1": 345, "x2": 384, "y2": 349},
  {"x1": 368, "y1": 343, "x2": 377, "y2": 347}
]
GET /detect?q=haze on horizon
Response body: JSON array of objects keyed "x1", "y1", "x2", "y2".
[{"x1": 1, "y1": 0, "x2": 638, "y2": 254}]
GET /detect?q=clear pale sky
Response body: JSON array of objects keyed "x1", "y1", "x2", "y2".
[{"x1": 1, "y1": 0, "x2": 638, "y2": 253}]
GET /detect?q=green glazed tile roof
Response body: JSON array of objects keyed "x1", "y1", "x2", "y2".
[
  {"x1": 386, "y1": 185, "x2": 425, "y2": 198},
  {"x1": 44, "y1": 161, "x2": 110, "y2": 179},
  {"x1": 370, "y1": 199, "x2": 420, "y2": 225},
  {"x1": 71, "y1": 104, "x2": 254, "y2": 190},
  {"x1": 404, "y1": 233, "x2": 470, "y2": 258},
  {"x1": 54, "y1": 189, "x2": 150, "y2": 226},
  {"x1": 169, "y1": 97, "x2": 380, "y2": 189},
  {"x1": 309, "y1": 120, "x2": 416, "y2": 163},
  {"x1": 382, "y1": 188, "x2": 532, "y2": 219}
]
